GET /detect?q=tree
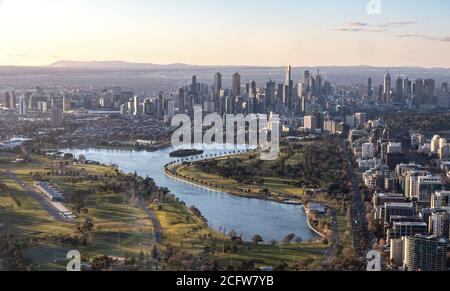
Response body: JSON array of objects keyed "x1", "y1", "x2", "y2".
[
  {"x1": 252, "y1": 235, "x2": 263, "y2": 245},
  {"x1": 283, "y1": 233, "x2": 296, "y2": 245},
  {"x1": 78, "y1": 154, "x2": 86, "y2": 163},
  {"x1": 295, "y1": 237, "x2": 303, "y2": 246}
]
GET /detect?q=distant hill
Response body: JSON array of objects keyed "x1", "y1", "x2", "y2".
[{"x1": 48, "y1": 60, "x2": 196, "y2": 69}]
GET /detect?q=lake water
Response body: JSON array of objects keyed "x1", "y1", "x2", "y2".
[{"x1": 65, "y1": 147, "x2": 318, "y2": 243}]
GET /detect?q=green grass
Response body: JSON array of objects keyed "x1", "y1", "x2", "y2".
[
  {"x1": 0, "y1": 154, "x2": 156, "y2": 270},
  {"x1": 152, "y1": 202, "x2": 327, "y2": 270},
  {"x1": 175, "y1": 163, "x2": 305, "y2": 200}
]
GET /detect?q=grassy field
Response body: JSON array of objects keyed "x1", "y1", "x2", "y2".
[
  {"x1": 0, "y1": 153, "x2": 155, "y2": 270},
  {"x1": 172, "y1": 160, "x2": 306, "y2": 201},
  {"x1": 170, "y1": 139, "x2": 347, "y2": 202},
  {"x1": 151, "y1": 202, "x2": 328, "y2": 271},
  {"x1": 1, "y1": 151, "x2": 333, "y2": 271}
]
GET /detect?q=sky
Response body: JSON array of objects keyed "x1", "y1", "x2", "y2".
[{"x1": 0, "y1": 0, "x2": 450, "y2": 67}]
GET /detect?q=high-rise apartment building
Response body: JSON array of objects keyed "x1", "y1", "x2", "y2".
[{"x1": 403, "y1": 236, "x2": 447, "y2": 272}]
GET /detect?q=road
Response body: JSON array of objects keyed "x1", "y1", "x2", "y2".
[
  {"x1": 3, "y1": 170, "x2": 72, "y2": 223},
  {"x1": 322, "y1": 209, "x2": 339, "y2": 265},
  {"x1": 341, "y1": 140, "x2": 373, "y2": 257},
  {"x1": 138, "y1": 199, "x2": 162, "y2": 244}
]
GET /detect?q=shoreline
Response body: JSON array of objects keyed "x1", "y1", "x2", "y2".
[
  {"x1": 164, "y1": 164, "x2": 325, "y2": 243},
  {"x1": 164, "y1": 163, "x2": 284, "y2": 202},
  {"x1": 66, "y1": 147, "x2": 325, "y2": 244}
]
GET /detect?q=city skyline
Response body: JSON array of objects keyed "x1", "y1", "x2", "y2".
[{"x1": 1, "y1": 0, "x2": 450, "y2": 68}]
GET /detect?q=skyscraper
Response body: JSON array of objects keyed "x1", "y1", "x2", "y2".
[
  {"x1": 396, "y1": 77, "x2": 404, "y2": 103},
  {"x1": 442, "y1": 82, "x2": 448, "y2": 93},
  {"x1": 384, "y1": 72, "x2": 391, "y2": 103},
  {"x1": 5, "y1": 92, "x2": 11, "y2": 109},
  {"x1": 63, "y1": 95, "x2": 71, "y2": 112},
  {"x1": 231, "y1": 73, "x2": 241, "y2": 97},
  {"x1": 213, "y1": 72, "x2": 222, "y2": 98},
  {"x1": 424, "y1": 79, "x2": 436, "y2": 104},
  {"x1": 18, "y1": 96, "x2": 27, "y2": 116},
  {"x1": 177, "y1": 88, "x2": 185, "y2": 114},
  {"x1": 265, "y1": 80, "x2": 276, "y2": 109},
  {"x1": 284, "y1": 65, "x2": 294, "y2": 110},
  {"x1": 368, "y1": 78, "x2": 373, "y2": 98},
  {"x1": 404, "y1": 78, "x2": 412, "y2": 97},
  {"x1": 315, "y1": 70, "x2": 323, "y2": 99},
  {"x1": 304, "y1": 71, "x2": 310, "y2": 85},
  {"x1": 247, "y1": 80, "x2": 256, "y2": 98},
  {"x1": 403, "y1": 236, "x2": 447, "y2": 272},
  {"x1": 52, "y1": 107, "x2": 63, "y2": 128},
  {"x1": 414, "y1": 79, "x2": 424, "y2": 106},
  {"x1": 191, "y1": 75, "x2": 198, "y2": 96}
]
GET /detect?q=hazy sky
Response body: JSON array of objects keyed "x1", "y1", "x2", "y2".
[{"x1": 1, "y1": 0, "x2": 450, "y2": 67}]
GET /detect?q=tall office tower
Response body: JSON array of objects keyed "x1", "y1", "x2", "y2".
[
  {"x1": 63, "y1": 95, "x2": 71, "y2": 112},
  {"x1": 225, "y1": 95, "x2": 236, "y2": 114},
  {"x1": 36, "y1": 86, "x2": 45, "y2": 97},
  {"x1": 157, "y1": 91, "x2": 164, "y2": 118},
  {"x1": 276, "y1": 83, "x2": 284, "y2": 106},
  {"x1": 315, "y1": 70, "x2": 323, "y2": 98},
  {"x1": 247, "y1": 80, "x2": 256, "y2": 98},
  {"x1": 5, "y1": 92, "x2": 11, "y2": 108},
  {"x1": 213, "y1": 72, "x2": 222, "y2": 98},
  {"x1": 304, "y1": 71, "x2": 310, "y2": 86},
  {"x1": 403, "y1": 236, "x2": 447, "y2": 271},
  {"x1": 323, "y1": 80, "x2": 331, "y2": 97},
  {"x1": 18, "y1": 96, "x2": 27, "y2": 116},
  {"x1": 25, "y1": 92, "x2": 32, "y2": 109},
  {"x1": 265, "y1": 80, "x2": 276, "y2": 108},
  {"x1": 367, "y1": 78, "x2": 373, "y2": 98},
  {"x1": 414, "y1": 79, "x2": 424, "y2": 105},
  {"x1": 378, "y1": 85, "x2": 383, "y2": 102},
  {"x1": 133, "y1": 95, "x2": 140, "y2": 116},
  {"x1": 284, "y1": 65, "x2": 294, "y2": 109},
  {"x1": 384, "y1": 72, "x2": 391, "y2": 103},
  {"x1": 232, "y1": 73, "x2": 241, "y2": 97},
  {"x1": 442, "y1": 82, "x2": 449, "y2": 93},
  {"x1": 177, "y1": 88, "x2": 185, "y2": 114},
  {"x1": 404, "y1": 78, "x2": 412, "y2": 97},
  {"x1": 191, "y1": 75, "x2": 198, "y2": 96},
  {"x1": 10, "y1": 92, "x2": 16, "y2": 109},
  {"x1": 52, "y1": 107, "x2": 63, "y2": 128},
  {"x1": 297, "y1": 81, "x2": 303, "y2": 98},
  {"x1": 396, "y1": 77, "x2": 404, "y2": 102},
  {"x1": 309, "y1": 76, "x2": 316, "y2": 98},
  {"x1": 127, "y1": 99, "x2": 134, "y2": 115},
  {"x1": 424, "y1": 79, "x2": 436, "y2": 103},
  {"x1": 165, "y1": 95, "x2": 175, "y2": 117}
]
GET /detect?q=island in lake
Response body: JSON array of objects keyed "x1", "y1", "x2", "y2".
[{"x1": 169, "y1": 149, "x2": 204, "y2": 158}]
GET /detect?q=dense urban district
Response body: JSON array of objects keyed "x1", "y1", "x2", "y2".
[{"x1": 1, "y1": 64, "x2": 450, "y2": 271}]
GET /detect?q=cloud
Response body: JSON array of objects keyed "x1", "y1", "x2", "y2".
[
  {"x1": 347, "y1": 22, "x2": 368, "y2": 27},
  {"x1": 334, "y1": 20, "x2": 421, "y2": 33},
  {"x1": 395, "y1": 34, "x2": 450, "y2": 42},
  {"x1": 332, "y1": 27, "x2": 387, "y2": 33},
  {"x1": 7, "y1": 54, "x2": 37, "y2": 58},
  {"x1": 375, "y1": 20, "x2": 421, "y2": 28}
]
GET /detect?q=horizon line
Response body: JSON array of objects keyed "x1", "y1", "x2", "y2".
[{"x1": 1, "y1": 60, "x2": 450, "y2": 70}]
